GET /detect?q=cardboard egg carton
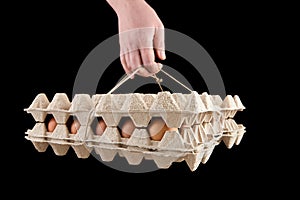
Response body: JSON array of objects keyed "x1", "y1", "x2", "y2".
[
  {"x1": 24, "y1": 91, "x2": 246, "y2": 171},
  {"x1": 24, "y1": 93, "x2": 92, "y2": 158},
  {"x1": 218, "y1": 95, "x2": 246, "y2": 149}
]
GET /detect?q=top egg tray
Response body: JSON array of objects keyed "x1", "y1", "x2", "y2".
[{"x1": 24, "y1": 91, "x2": 246, "y2": 171}]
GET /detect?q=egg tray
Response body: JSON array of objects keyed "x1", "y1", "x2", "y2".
[{"x1": 24, "y1": 91, "x2": 245, "y2": 171}]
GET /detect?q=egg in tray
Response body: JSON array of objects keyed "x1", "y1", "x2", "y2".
[{"x1": 24, "y1": 91, "x2": 245, "y2": 171}]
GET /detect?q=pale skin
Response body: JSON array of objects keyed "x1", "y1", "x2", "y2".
[{"x1": 106, "y1": 0, "x2": 166, "y2": 78}]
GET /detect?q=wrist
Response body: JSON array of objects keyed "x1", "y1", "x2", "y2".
[{"x1": 106, "y1": 0, "x2": 145, "y2": 14}]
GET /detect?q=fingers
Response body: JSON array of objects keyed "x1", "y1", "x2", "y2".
[
  {"x1": 140, "y1": 48, "x2": 162, "y2": 75},
  {"x1": 153, "y1": 27, "x2": 166, "y2": 60},
  {"x1": 155, "y1": 49, "x2": 166, "y2": 60},
  {"x1": 120, "y1": 55, "x2": 130, "y2": 74},
  {"x1": 129, "y1": 50, "x2": 142, "y2": 69},
  {"x1": 140, "y1": 48, "x2": 155, "y2": 65},
  {"x1": 121, "y1": 48, "x2": 162, "y2": 78},
  {"x1": 120, "y1": 54, "x2": 135, "y2": 78},
  {"x1": 128, "y1": 50, "x2": 143, "y2": 78},
  {"x1": 119, "y1": 27, "x2": 166, "y2": 78},
  {"x1": 121, "y1": 50, "x2": 149, "y2": 78}
]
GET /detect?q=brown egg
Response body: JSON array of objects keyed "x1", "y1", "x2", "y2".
[
  {"x1": 95, "y1": 119, "x2": 107, "y2": 136},
  {"x1": 148, "y1": 118, "x2": 168, "y2": 141},
  {"x1": 166, "y1": 127, "x2": 178, "y2": 132},
  {"x1": 120, "y1": 119, "x2": 135, "y2": 138},
  {"x1": 47, "y1": 117, "x2": 57, "y2": 132},
  {"x1": 70, "y1": 119, "x2": 81, "y2": 134}
]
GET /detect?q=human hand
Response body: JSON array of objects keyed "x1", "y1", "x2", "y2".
[{"x1": 107, "y1": 0, "x2": 166, "y2": 78}]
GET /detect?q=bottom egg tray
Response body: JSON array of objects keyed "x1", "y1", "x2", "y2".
[
  {"x1": 25, "y1": 133, "x2": 218, "y2": 171},
  {"x1": 220, "y1": 118, "x2": 246, "y2": 148},
  {"x1": 25, "y1": 118, "x2": 244, "y2": 171}
]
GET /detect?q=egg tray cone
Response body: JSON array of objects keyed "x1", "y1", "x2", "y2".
[{"x1": 24, "y1": 91, "x2": 246, "y2": 171}]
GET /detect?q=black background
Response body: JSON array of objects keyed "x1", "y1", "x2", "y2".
[{"x1": 4, "y1": 0, "x2": 293, "y2": 197}]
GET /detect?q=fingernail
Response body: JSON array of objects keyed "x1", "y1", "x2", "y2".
[{"x1": 161, "y1": 51, "x2": 166, "y2": 60}]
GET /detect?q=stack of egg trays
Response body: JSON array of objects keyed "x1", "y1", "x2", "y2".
[
  {"x1": 218, "y1": 95, "x2": 246, "y2": 149},
  {"x1": 24, "y1": 93, "x2": 92, "y2": 158},
  {"x1": 24, "y1": 91, "x2": 245, "y2": 171}
]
